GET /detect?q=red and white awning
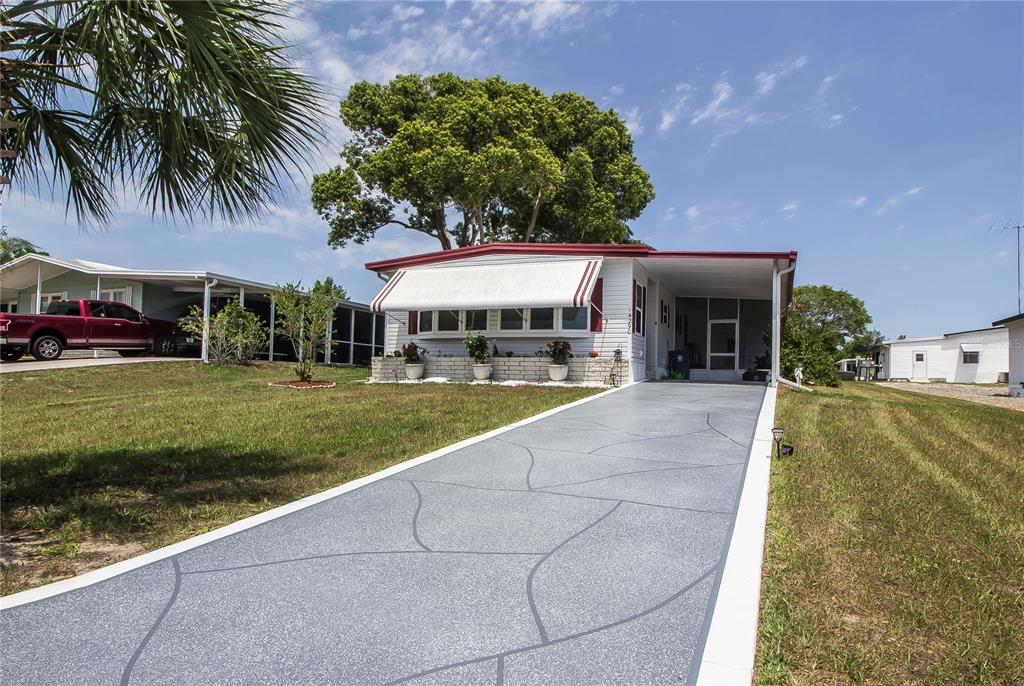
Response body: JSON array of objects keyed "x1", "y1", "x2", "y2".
[{"x1": 371, "y1": 259, "x2": 602, "y2": 312}]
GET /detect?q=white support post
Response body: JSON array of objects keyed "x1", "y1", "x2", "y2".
[
  {"x1": 371, "y1": 310, "x2": 377, "y2": 357},
  {"x1": 201, "y1": 279, "x2": 211, "y2": 364},
  {"x1": 35, "y1": 262, "x2": 42, "y2": 314},
  {"x1": 324, "y1": 310, "x2": 333, "y2": 364},
  {"x1": 94, "y1": 275, "x2": 102, "y2": 358},
  {"x1": 298, "y1": 304, "x2": 304, "y2": 363},
  {"x1": 349, "y1": 308, "x2": 355, "y2": 364},
  {"x1": 771, "y1": 262, "x2": 780, "y2": 387},
  {"x1": 268, "y1": 298, "x2": 275, "y2": 362},
  {"x1": 238, "y1": 287, "x2": 245, "y2": 310}
]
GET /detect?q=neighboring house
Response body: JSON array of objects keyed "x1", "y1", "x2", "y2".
[
  {"x1": 992, "y1": 313, "x2": 1024, "y2": 397},
  {"x1": 876, "y1": 326, "x2": 1010, "y2": 383},
  {"x1": 0, "y1": 253, "x2": 384, "y2": 364},
  {"x1": 365, "y1": 243, "x2": 798, "y2": 385}
]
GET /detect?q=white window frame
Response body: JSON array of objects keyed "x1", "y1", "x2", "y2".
[
  {"x1": 3, "y1": 299, "x2": 17, "y2": 313},
  {"x1": 40, "y1": 292, "x2": 68, "y2": 308},
  {"x1": 416, "y1": 307, "x2": 589, "y2": 337},
  {"x1": 98, "y1": 287, "x2": 129, "y2": 304},
  {"x1": 962, "y1": 351, "x2": 980, "y2": 364}
]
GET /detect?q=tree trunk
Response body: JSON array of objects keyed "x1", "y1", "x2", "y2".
[
  {"x1": 525, "y1": 187, "x2": 544, "y2": 243},
  {"x1": 433, "y1": 208, "x2": 452, "y2": 250}
]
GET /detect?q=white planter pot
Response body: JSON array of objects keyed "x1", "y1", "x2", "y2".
[
  {"x1": 548, "y1": 364, "x2": 569, "y2": 382},
  {"x1": 472, "y1": 363, "x2": 492, "y2": 380},
  {"x1": 405, "y1": 363, "x2": 425, "y2": 380}
]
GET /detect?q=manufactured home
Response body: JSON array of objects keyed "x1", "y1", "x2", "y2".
[
  {"x1": 365, "y1": 243, "x2": 797, "y2": 385},
  {"x1": 877, "y1": 326, "x2": 1009, "y2": 383},
  {"x1": 0, "y1": 253, "x2": 384, "y2": 364},
  {"x1": 992, "y1": 313, "x2": 1024, "y2": 397}
]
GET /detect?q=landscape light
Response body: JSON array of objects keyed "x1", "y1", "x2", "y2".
[{"x1": 772, "y1": 427, "x2": 785, "y2": 458}]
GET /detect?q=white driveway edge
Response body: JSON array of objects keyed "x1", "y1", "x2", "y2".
[
  {"x1": 1, "y1": 382, "x2": 633, "y2": 609},
  {"x1": 694, "y1": 386, "x2": 778, "y2": 685}
]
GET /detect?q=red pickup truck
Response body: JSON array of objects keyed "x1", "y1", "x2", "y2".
[{"x1": 0, "y1": 299, "x2": 178, "y2": 362}]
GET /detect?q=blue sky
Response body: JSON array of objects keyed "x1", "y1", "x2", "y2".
[{"x1": 4, "y1": 1, "x2": 1022, "y2": 338}]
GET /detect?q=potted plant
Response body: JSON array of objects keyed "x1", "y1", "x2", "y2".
[
  {"x1": 464, "y1": 330, "x2": 491, "y2": 380},
  {"x1": 544, "y1": 339, "x2": 572, "y2": 381},
  {"x1": 401, "y1": 342, "x2": 426, "y2": 380}
]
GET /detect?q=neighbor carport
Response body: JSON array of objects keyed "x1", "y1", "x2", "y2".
[{"x1": 1, "y1": 382, "x2": 766, "y2": 685}]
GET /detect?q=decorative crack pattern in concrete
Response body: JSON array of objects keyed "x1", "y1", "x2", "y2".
[
  {"x1": 0, "y1": 383, "x2": 765, "y2": 686},
  {"x1": 120, "y1": 558, "x2": 181, "y2": 686}
]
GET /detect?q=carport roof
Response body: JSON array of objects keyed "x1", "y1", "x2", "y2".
[{"x1": 0, "y1": 253, "x2": 279, "y2": 294}]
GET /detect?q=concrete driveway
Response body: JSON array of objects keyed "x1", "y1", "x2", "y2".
[
  {"x1": 1, "y1": 382, "x2": 766, "y2": 685},
  {"x1": 0, "y1": 355, "x2": 195, "y2": 374}
]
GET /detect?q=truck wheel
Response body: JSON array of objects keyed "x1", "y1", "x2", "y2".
[
  {"x1": 153, "y1": 335, "x2": 177, "y2": 356},
  {"x1": 31, "y1": 335, "x2": 64, "y2": 361},
  {"x1": 1, "y1": 347, "x2": 25, "y2": 362}
]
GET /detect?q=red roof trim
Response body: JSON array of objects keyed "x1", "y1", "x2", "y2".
[{"x1": 364, "y1": 243, "x2": 798, "y2": 272}]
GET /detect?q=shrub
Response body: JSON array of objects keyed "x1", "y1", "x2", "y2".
[
  {"x1": 271, "y1": 278, "x2": 346, "y2": 382},
  {"x1": 178, "y1": 298, "x2": 267, "y2": 365},
  {"x1": 463, "y1": 330, "x2": 490, "y2": 363},
  {"x1": 544, "y1": 339, "x2": 572, "y2": 365},
  {"x1": 401, "y1": 342, "x2": 425, "y2": 363}
]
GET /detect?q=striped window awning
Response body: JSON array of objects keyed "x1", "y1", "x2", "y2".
[{"x1": 371, "y1": 259, "x2": 602, "y2": 312}]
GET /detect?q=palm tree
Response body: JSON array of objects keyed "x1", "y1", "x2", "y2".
[{"x1": 0, "y1": 0, "x2": 323, "y2": 225}]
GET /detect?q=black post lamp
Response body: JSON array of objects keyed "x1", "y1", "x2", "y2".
[{"x1": 771, "y1": 427, "x2": 784, "y2": 458}]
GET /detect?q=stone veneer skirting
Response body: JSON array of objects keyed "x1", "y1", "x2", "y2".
[{"x1": 370, "y1": 356, "x2": 619, "y2": 385}]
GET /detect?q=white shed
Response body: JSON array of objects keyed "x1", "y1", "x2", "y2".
[
  {"x1": 992, "y1": 313, "x2": 1024, "y2": 397},
  {"x1": 879, "y1": 326, "x2": 1009, "y2": 383}
]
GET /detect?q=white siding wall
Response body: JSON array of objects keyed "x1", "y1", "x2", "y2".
[
  {"x1": 1007, "y1": 321, "x2": 1024, "y2": 397},
  {"x1": 630, "y1": 260, "x2": 648, "y2": 381},
  {"x1": 644, "y1": 278, "x2": 676, "y2": 379},
  {"x1": 886, "y1": 328, "x2": 1009, "y2": 383},
  {"x1": 380, "y1": 256, "x2": 637, "y2": 376}
]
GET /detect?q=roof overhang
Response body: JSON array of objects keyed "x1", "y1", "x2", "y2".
[
  {"x1": 992, "y1": 313, "x2": 1024, "y2": 327},
  {"x1": 371, "y1": 258, "x2": 602, "y2": 312},
  {"x1": 960, "y1": 343, "x2": 983, "y2": 352}
]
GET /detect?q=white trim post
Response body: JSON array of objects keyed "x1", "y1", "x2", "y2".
[
  {"x1": 268, "y1": 298, "x2": 275, "y2": 362},
  {"x1": 349, "y1": 308, "x2": 355, "y2": 364},
  {"x1": 771, "y1": 262, "x2": 780, "y2": 387},
  {"x1": 35, "y1": 262, "x2": 42, "y2": 313},
  {"x1": 238, "y1": 287, "x2": 245, "y2": 310},
  {"x1": 94, "y1": 275, "x2": 102, "y2": 358},
  {"x1": 324, "y1": 308, "x2": 333, "y2": 364},
  {"x1": 201, "y1": 279, "x2": 211, "y2": 363}
]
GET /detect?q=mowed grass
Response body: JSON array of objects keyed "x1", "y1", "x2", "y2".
[
  {"x1": 756, "y1": 382, "x2": 1024, "y2": 685},
  {"x1": 0, "y1": 362, "x2": 600, "y2": 595}
]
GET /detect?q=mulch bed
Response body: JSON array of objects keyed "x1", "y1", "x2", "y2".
[{"x1": 267, "y1": 380, "x2": 337, "y2": 390}]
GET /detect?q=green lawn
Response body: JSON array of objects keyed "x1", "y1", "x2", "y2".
[
  {"x1": 757, "y1": 382, "x2": 1024, "y2": 685},
  {"x1": 0, "y1": 362, "x2": 599, "y2": 595}
]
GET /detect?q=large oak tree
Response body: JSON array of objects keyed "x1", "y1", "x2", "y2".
[{"x1": 311, "y1": 73, "x2": 654, "y2": 250}]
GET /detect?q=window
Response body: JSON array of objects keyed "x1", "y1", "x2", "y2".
[
  {"x1": 46, "y1": 301, "x2": 82, "y2": 316},
  {"x1": 89, "y1": 302, "x2": 106, "y2": 317},
  {"x1": 99, "y1": 288, "x2": 129, "y2": 304},
  {"x1": 1, "y1": 301, "x2": 17, "y2": 313},
  {"x1": 465, "y1": 309, "x2": 488, "y2": 331},
  {"x1": 562, "y1": 307, "x2": 587, "y2": 330},
  {"x1": 633, "y1": 282, "x2": 647, "y2": 335},
  {"x1": 529, "y1": 307, "x2": 554, "y2": 330},
  {"x1": 418, "y1": 310, "x2": 433, "y2": 333},
  {"x1": 500, "y1": 309, "x2": 524, "y2": 330},
  {"x1": 963, "y1": 351, "x2": 979, "y2": 364},
  {"x1": 915, "y1": 353, "x2": 925, "y2": 362},
  {"x1": 106, "y1": 304, "x2": 142, "y2": 322},
  {"x1": 437, "y1": 310, "x2": 460, "y2": 331}
]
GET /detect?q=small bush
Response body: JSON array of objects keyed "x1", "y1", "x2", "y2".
[
  {"x1": 178, "y1": 298, "x2": 267, "y2": 365},
  {"x1": 463, "y1": 331, "x2": 490, "y2": 363}
]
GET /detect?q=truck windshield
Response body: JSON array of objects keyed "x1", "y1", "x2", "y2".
[{"x1": 46, "y1": 301, "x2": 82, "y2": 316}]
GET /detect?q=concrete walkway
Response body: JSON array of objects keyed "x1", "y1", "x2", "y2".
[
  {"x1": 0, "y1": 355, "x2": 195, "y2": 374},
  {"x1": 1, "y1": 383, "x2": 766, "y2": 685}
]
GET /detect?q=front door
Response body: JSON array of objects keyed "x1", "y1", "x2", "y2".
[
  {"x1": 912, "y1": 351, "x2": 927, "y2": 379},
  {"x1": 707, "y1": 320, "x2": 738, "y2": 380}
]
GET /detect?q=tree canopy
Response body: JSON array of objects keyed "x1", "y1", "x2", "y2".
[
  {"x1": 1, "y1": 0, "x2": 323, "y2": 225},
  {"x1": 0, "y1": 229, "x2": 47, "y2": 263},
  {"x1": 311, "y1": 73, "x2": 655, "y2": 251},
  {"x1": 780, "y1": 284, "x2": 880, "y2": 386}
]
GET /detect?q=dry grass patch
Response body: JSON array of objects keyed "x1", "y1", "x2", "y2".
[
  {"x1": 756, "y1": 382, "x2": 1023, "y2": 685},
  {"x1": 1, "y1": 362, "x2": 599, "y2": 595}
]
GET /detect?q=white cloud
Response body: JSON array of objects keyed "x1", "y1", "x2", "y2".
[
  {"x1": 392, "y1": 5, "x2": 426, "y2": 21},
  {"x1": 841, "y1": 195, "x2": 868, "y2": 207},
  {"x1": 691, "y1": 80, "x2": 735, "y2": 124},
  {"x1": 754, "y1": 55, "x2": 809, "y2": 96},
  {"x1": 827, "y1": 113, "x2": 844, "y2": 128},
  {"x1": 818, "y1": 73, "x2": 838, "y2": 96},
  {"x1": 779, "y1": 201, "x2": 801, "y2": 215},
  {"x1": 609, "y1": 84, "x2": 625, "y2": 96},
  {"x1": 622, "y1": 107, "x2": 644, "y2": 135},
  {"x1": 658, "y1": 82, "x2": 693, "y2": 133},
  {"x1": 346, "y1": 26, "x2": 368, "y2": 40},
  {"x1": 663, "y1": 207, "x2": 678, "y2": 222},
  {"x1": 685, "y1": 205, "x2": 701, "y2": 221},
  {"x1": 875, "y1": 186, "x2": 924, "y2": 215}
]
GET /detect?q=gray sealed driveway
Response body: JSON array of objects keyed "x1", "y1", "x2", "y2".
[{"x1": 1, "y1": 382, "x2": 765, "y2": 685}]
